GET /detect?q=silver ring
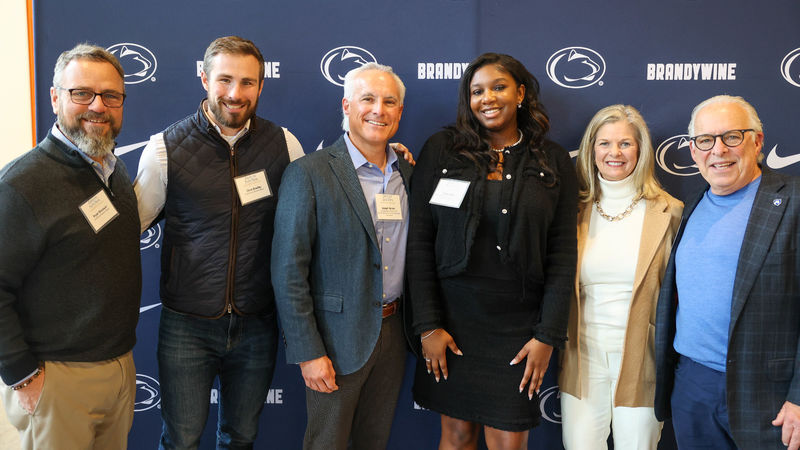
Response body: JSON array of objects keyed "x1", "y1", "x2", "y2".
[{"x1": 425, "y1": 358, "x2": 431, "y2": 362}]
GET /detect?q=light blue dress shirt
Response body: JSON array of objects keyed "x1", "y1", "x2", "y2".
[{"x1": 343, "y1": 133, "x2": 408, "y2": 304}]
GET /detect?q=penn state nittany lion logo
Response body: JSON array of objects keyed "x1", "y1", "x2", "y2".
[
  {"x1": 320, "y1": 46, "x2": 377, "y2": 86},
  {"x1": 781, "y1": 48, "x2": 800, "y2": 88},
  {"x1": 140, "y1": 224, "x2": 162, "y2": 251},
  {"x1": 538, "y1": 385, "x2": 562, "y2": 424},
  {"x1": 656, "y1": 135, "x2": 698, "y2": 177},
  {"x1": 134, "y1": 374, "x2": 161, "y2": 412},
  {"x1": 546, "y1": 47, "x2": 606, "y2": 89},
  {"x1": 107, "y1": 43, "x2": 158, "y2": 84}
]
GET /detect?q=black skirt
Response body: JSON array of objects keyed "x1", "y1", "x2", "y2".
[{"x1": 412, "y1": 274, "x2": 541, "y2": 431}]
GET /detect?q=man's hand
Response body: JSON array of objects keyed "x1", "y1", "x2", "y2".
[
  {"x1": 299, "y1": 356, "x2": 338, "y2": 393},
  {"x1": 773, "y1": 401, "x2": 800, "y2": 449},
  {"x1": 15, "y1": 368, "x2": 45, "y2": 414}
]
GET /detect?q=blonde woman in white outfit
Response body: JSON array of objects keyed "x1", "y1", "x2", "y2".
[{"x1": 558, "y1": 105, "x2": 683, "y2": 449}]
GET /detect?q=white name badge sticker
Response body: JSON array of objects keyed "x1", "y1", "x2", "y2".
[
  {"x1": 429, "y1": 178, "x2": 470, "y2": 208},
  {"x1": 234, "y1": 170, "x2": 272, "y2": 206},
  {"x1": 375, "y1": 194, "x2": 403, "y2": 221},
  {"x1": 79, "y1": 190, "x2": 119, "y2": 234}
]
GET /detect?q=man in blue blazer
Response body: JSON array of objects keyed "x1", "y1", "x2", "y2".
[
  {"x1": 272, "y1": 62, "x2": 411, "y2": 449},
  {"x1": 654, "y1": 95, "x2": 800, "y2": 449}
]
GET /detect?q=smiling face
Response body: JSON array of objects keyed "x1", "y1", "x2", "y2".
[
  {"x1": 342, "y1": 69, "x2": 404, "y2": 152},
  {"x1": 690, "y1": 102, "x2": 763, "y2": 195},
  {"x1": 201, "y1": 53, "x2": 263, "y2": 136},
  {"x1": 468, "y1": 64, "x2": 525, "y2": 142},
  {"x1": 593, "y1": 121, "x2": 639, "y2": 181},
  {"x1": 51, "y1": 59, "x2": 124, "y2": 159}
]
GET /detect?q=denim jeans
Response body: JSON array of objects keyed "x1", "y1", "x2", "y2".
[{"x1": 157, "y1": 306, "x2": 278, "y2": 450}]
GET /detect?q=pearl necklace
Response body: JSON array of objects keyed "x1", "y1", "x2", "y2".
[
  {"x1": 491, "y1": 129, "x2": 523, "y2": 152},
  {"x1": 594, "y1": 195, "x2": 643, "y2": 222}
]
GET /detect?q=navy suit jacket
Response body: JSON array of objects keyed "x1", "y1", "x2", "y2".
[
  {"x1": 271, "y1": 136, "x2": 412, "y2": 375},
  {"x1": 655, "y1": 167, "x2": 800, "y2": 447}
]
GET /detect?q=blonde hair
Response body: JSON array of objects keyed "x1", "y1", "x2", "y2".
[{"x1": 576, "y1": 104, "x2": 663, "y2": 203}]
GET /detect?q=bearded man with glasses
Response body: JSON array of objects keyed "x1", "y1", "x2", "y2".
[
  {"x1": 0, "y1": 43, "x2": 140, "y2": 449},
  {"x1": 654, "y1": 95, "x2": 800, "y2": 449}
]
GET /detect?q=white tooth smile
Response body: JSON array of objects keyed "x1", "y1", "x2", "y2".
[
  {"x1": 366, "y1": 120, "x2": 386, "y2": 126},
  {"x1": 482, "y1": 108, "x2": 500, "y2": 114},
  {"x1": 607, "y1": 162, "x2": 624, "y2": 166},
  {"x1": 712, "y1": 162, "x2": 734, "y2": 168}
]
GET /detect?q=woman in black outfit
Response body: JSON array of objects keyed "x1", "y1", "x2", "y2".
[{"x1": 408, "y1": 53, "x2": 578, "y2": 449}]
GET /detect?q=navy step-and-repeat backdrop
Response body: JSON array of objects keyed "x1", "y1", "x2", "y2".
[{"x1": 31, "y1": 0, "x2": 800, "y2": 448}]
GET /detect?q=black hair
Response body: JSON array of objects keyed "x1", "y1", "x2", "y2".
[{"x1": 449, "y1": 52, "x2": 554, "y2": 183}]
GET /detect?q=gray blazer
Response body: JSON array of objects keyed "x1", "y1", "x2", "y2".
[
  {"x1": 654, "y1": 167, "x2": 800, "y2": 448},
  {"x1": 271, "y1": 136, "x2": 412, "y2": 375}
]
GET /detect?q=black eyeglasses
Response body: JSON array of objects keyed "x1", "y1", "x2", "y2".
[
  {"x1": 690, "y1": 129, "x2": 754, "y2": 151},
  {"x1": 56, "y1": 87, "x2": 126, "y2": 108}
]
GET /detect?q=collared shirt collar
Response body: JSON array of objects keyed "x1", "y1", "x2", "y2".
[
  {"x1": 51, "y1": 123, "x2": 117, "y2": 184},
  {"x1": 202, "y1": 100, "x2": 250, "y2": 146},
  {"x1": 343, "y1": 132, "x2": 397, "y2": 172}
]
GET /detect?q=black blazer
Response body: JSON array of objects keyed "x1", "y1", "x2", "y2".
[{"x1": 407, "y1": 130, "x2": 578, "y2": 348}]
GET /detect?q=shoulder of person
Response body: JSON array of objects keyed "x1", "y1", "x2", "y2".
[
  {"x1": 425, "y1": 128, "x2": 457, "y2": 146},
  {"x1": 776, "y1": 170, "x2": 800, "y2": 190},
  {"x1": 0, "y1": 147, "x2": 43, "y2": 183},
  {"x1": 538, "y1": 138, "x2": 569, "y2": 157},
  {"x1": 654, "y1": 189, "x2": 684, "y2": 210},
  {"x1": 292, "y1": 141, "x2": 340, "y2": 168},
  {"x1": 416, "y1": 128, "x2": 459, "y2": 165}
]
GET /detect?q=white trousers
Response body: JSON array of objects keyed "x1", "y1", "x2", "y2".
[{"x1": 560, "y1": 341, "x2": 662, "y2": 450}]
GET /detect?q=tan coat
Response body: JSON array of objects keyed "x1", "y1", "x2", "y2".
[{"x1": 559, "y1": 190, "x2": 682, "y2": 407}]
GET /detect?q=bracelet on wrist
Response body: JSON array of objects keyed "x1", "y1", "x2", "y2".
[
  {"x1": 11, "y1": 365, "x2": 43, "y2": 391},
  {"x1": 420, "y1": 329, "x2": 439, "y2": 341}
]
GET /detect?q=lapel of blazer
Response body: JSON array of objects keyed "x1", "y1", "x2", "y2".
[
  {"x1": 575, "y1": 202, "x2": 591, "y2": 300},
  {"x1": 327, "y1": 136, "x2": 380, "y2": 249},
  {"x1": 632, "y1": 195, "x2": 671, "y2": 295},
  {"x1": 398, "y1": 157, "x2": 412, "y2": 194},
  {"x1": 730, "y1": 169, "x2": 787, "y2": 331}
]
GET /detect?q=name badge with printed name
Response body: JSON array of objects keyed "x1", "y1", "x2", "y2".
[
  {"x1": 429, "y1": 178, "x2": 470, "y2": 208},
  {"x1": 233, "y1": 170, "x2": 272, "y2": 206},
  {"x1": 375, "y1": 194, "x2": 403, "y2": 221},
  {"x1": 79, "y1": 190, "x2": 119, "y2": 234}
]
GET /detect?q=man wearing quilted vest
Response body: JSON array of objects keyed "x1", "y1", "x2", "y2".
[{"x1": 134, "y1": 36, "x2": 303, "y2": 450}]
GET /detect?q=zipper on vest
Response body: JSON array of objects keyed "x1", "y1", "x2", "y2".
[
  {"x1": 87, "y1": 163, "x2": 116, "y2": 200},
  {"x1": 225, "y1": 141, "x2": 240, "y2": 315}
]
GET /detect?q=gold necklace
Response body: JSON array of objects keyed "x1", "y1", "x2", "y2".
[
  {"x1": 594, "y1": 195, "x2": 643, "y2": 222},
  {"x1": 491, "y1": 129, "x2": 523, "y2": 152}
]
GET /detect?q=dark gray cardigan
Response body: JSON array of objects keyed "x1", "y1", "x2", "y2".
[{"x1": 0, "y1": 133, "x2": 141, "y2": 385}]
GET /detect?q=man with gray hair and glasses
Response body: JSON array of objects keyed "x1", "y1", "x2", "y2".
[
  {"x1": 272, "y1": 62, "x2": 411, "y2": 449},
  {"x1": 0, "y1": 43, "x2": 141, "y2": 449},
  {"x1": 655, "y1": 95, "x2": 800, "y2": 449}
]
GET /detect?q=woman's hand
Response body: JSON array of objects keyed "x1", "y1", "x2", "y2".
[
  {"x1": 420, "y1": 328, "x2": 462, "y2": 382},
  {"x1": 510, "y1": 338, "x2": 553, "y2": 399},
  {"x1": 389, "y1": 142, "x2": 416, "y2": 165}
]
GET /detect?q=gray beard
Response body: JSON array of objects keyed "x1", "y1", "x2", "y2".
[{"x1": 57, "y1": 116, "x2": 117, "y2": 159}]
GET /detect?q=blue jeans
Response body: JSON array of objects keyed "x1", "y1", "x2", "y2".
[{"x1": 157, "y1": 306, "x2": 278, "y2": 450}]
